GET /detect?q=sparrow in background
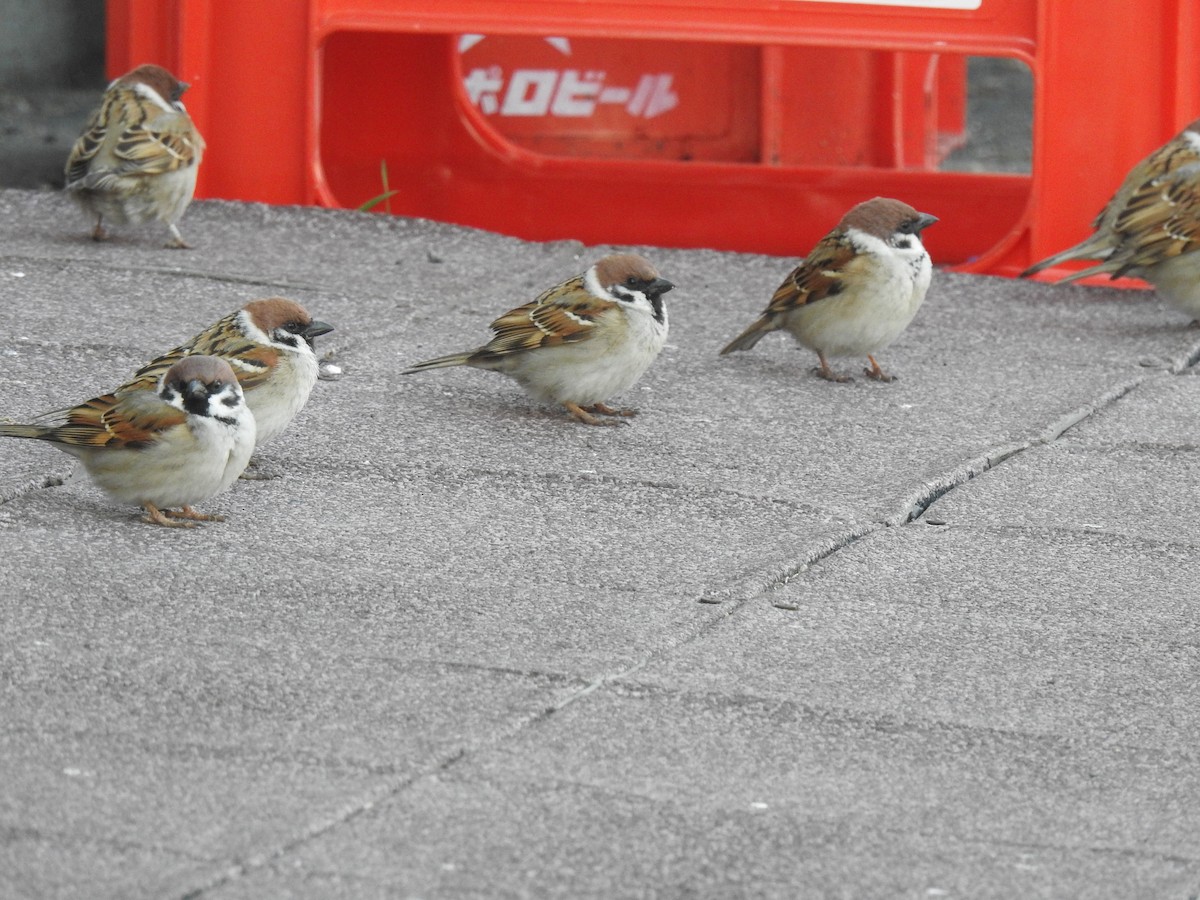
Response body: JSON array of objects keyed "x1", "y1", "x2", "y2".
[
  {"x1": 117, "y1": 297, "x2": 334, "y2": 448},
  {"x1": 1020, "y1": 118, "x2": 1200, "y2": 322},
  {"x1": 721, "y1": 197, "x2": 937, "y2": 382},
  {"x1": 0, "y1": 356, "x2": 254, "y2": 528},
  {"x1": 402, "y1": 253, "x2": 674, "y2": 425},
  {"x1": 64, "y1": 63, "x2": 205, "y2": 248}
]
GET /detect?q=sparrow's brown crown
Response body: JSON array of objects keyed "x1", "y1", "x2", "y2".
[
  {"x1": 840, "y1": 197, "x2": 937, "y2": 240},
  {"x1": 118, "y1": 64, "x2": 189, "y2": 105}
]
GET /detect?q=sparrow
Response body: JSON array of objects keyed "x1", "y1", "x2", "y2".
[
  {"x1": 0, "y1": 356, "x2": 254, "y2": 528},
  {"x1": 64, "y1": 63, "x2": 205, "y2": 248},
  {"x1": 720, "y1": 197, "x2": 937, "y2": 382},
  {"x1": 402, "y1": 253, "x2": 674, "y2": 425},
  {"x1": 1020, "y1": 118, "x2": 1200, "y2": 322},
  {"x1": 116, "y1": 297, "x2": 334, "y2": 448}
]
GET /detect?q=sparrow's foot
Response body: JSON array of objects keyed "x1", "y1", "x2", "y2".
[
  {"x1": 91, "y1": 221, "x2": 108, "y2": 242},
  {"x1": 813, "y1": 352, "x2": 852, "y2": 383},
  {"x1": 142, "y1": 502, "x2": 199, "y2": 528},
  {"x1": 238, "y1": 458, "x2": 281, "y2": 481},
  {"x1": 863, "y1": 355, "x2": 897, "y2": 383},
  {"x1": 1188, "y1": 319, "x2": 1200, "y2": 329},
  {"x1": 165, "y1": 225, "x2": 192, "y2": 249},
  {"x1": 166, "y1": 505, "x2": 225, "y2": 522},
  {"x1": 586, "y1": 402, "x2": 637, "y2": 418},
  {"x1": 565, "y1": 402, "x2": 622, "y2": 426}
]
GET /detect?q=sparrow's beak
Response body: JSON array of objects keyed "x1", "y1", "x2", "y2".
[
  {"x1": 915, "y1": 213, "x2": 939, "y2": 233},
  {"x1": 302, "y1": 319, "x2": 334, "y2": 349},
  {"x1": 185, "y1": 379, "x2": 209, "y2": 401},
  {"x1": 648, "y1": 278, "x2": 674, "y2": 298},
  {"x1": 304, "y1": 319, "x2": 334, "y2": 339}
]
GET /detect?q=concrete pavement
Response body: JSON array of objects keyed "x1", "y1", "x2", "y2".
[{"x1": 1, "y1": 188, "x2": 1198, "y2": 899}]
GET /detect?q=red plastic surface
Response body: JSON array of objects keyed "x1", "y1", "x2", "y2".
[{"x1": 107, "y1": 0, "x2": 1200, "y2": 276}]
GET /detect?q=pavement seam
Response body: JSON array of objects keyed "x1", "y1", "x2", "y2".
[
  {"x1": 705, "y1": 336, "x2": 1200, "y2": 606},
  {"x1": 0, "y1": 252, "x2": 327, "y2": 293},
  {"x1": 175, "y1": 631, "x2": 746, "y2": 897}
]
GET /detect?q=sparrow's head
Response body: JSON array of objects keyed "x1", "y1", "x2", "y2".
[
  {"x1": 117, "y1": 64, "x2": 191, "y2": 108},
  {"x1": 159, "y1": 355, "x2": 245, "y2": 420},
  {"x1": 241, "y1": 297, "x2": 335, "y2": 354},
  {"x1": 588, "y1": 253, "x2": 674, "y2": 325},
  {"x1": 841, "y1": 197, "x2": 938, "y2": 253}
]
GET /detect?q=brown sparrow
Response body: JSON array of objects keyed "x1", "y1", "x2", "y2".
[
  {"x1": 403, "y1": 253, "x2": 674, "y2": 425},
  {"x1": 117, "y1": 298, "x2": 333, "y2": 447},
  {"x1": 64, "y1": 64, "x2": 205, "y2": 248},
  {"x1": 0, "y1": 356, "x2": 254, "y2": 527},
  {"x1": 721, "y1": 197, "x2": 937, "y2": 382},
  {"x1": 1020, "y1": 118, "x2": 1200, "y2": 322}
]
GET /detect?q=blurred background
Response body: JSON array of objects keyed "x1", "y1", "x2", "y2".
[
  {"x1": 0, "y1": 0, "x2": 105, "y2": 190},
  {"x1": 0, "y1": 0, "x2": 1029, "y2": 193}
]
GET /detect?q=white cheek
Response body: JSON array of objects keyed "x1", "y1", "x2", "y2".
[
  {"x1": 584, "y1": 267, "x2": 620, "y2": 303},
  {"x1": 133, "y1": 82, "x2": 177, "y2": 114},
  {"x1": 237, "y1": 311, "x2": 272, "y2": 345}
]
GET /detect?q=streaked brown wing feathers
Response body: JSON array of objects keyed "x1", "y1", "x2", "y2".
[{"x1": 766, "y1": 235, "x2": 858, "y2": 314}]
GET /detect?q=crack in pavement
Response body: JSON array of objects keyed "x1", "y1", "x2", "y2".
[
  {"x1": 15, "y1": 330, "x2": 1200, "y2": 898},
  {"x1": 699, "y1": 335, "x2": 1200, "y2": 605}
]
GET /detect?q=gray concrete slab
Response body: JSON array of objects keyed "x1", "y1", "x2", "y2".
[
  {"x1": 2, "y1": 187, "x2": 1200, "y2": 898},
  {"x1": 211, "y1": 684, "x2": 1200, "y2": 900}
]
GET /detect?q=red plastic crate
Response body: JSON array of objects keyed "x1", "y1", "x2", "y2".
[{"x1": 107, "y1": 0, "x2": 1200, "y2": 275}]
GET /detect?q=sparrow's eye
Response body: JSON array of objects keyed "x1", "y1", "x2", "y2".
[
  {"x1": 283, "y1": 321, "x2": 306, "y2": 333},
  {"x1": 626, "y1": 276, "x2": 640, "y2": 287}
]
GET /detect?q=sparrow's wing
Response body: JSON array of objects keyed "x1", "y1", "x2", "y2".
[
  {"x1": 63, "y1": 103, "x2": 110, "y2": 187},
  {"x1": 120, "y1": 315, "x2": 280, "y2": 394},
  {"x1": 66, "y1": 90, "x2": 203, "y2": 188},
  {"x1": 477, "y1": 292, "x2": 611, "y2": 358},
  {"x1": 1107, "y1": 162, "x2": 1200, "y2": 274},
  {"x1": 110, "y1": 112, "x2": 203, "y2": 177},
  {"x1": 1095, "y1": 132, "x2": 1200, "y2": 230},
  {"x1": 765, "y1": 233, "x2": 860, "y2": 313},
  {"x1": 529, "y1": 273, "x2": 587, "y2": 307},
  {"x1": 123, "y1": 345, "x2": 279, "y2": 394},
  {"x1": 29, "y1": 391, "x2": 185, "y2": 450}
]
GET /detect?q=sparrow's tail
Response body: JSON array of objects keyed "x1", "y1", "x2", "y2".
[
  {"x1": 719, "y1": 317, "x2": 776, "y2": 355},
  {"x1": 1019, "y1": 234, "x2": 1114, "y2": 280},
  {"x1": 0, "y1": 423, "x2": 52, "y2": 441},
  {"x1": 401, "y1": 351, "x2": 475, "y2": 375}
]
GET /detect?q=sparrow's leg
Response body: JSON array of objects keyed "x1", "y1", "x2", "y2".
[
  {"x1": 813, "y1": 351, "x2": 852, "y2": 383},
  {"x1": 142, "y1": 502, "x2": 198, "y2": 528},
  {"x1": 166, "y1": 505, "x2": 226, "y2": 522},
  {"x1": 564, "y1": 401, "x2": 620, "y2": 426},
  {"x1": 165, "y1": 224, "x2": 192, "y2": 250},
  {"x1": 586, "y1": 402, "x2": 637, "y2": 418},
  {"x1": 91, "y1": 216, "x2": 107, "y2": 242},
  {"x1": 863, "y1": 355, "x2": 896, "y2": 383},
  {"x1": 237, "y1": 457, "x2": 282, "y2": 480}
]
